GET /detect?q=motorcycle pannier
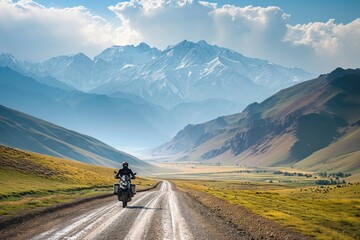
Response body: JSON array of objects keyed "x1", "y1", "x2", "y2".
[
  {"x1": 131, "y1": 184, "x2": 136, "y2": 195},
  {"x1": 113, "y1": 183, "x2": 120, "y2": 194}
]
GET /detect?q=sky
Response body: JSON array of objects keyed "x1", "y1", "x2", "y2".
[{"x1": 0, "y1": 0, "x2": 359, "y2": 73}]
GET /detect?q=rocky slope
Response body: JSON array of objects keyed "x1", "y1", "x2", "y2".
[{"x1": 153, "y1": 68, "x2": 360, "y2": 173}]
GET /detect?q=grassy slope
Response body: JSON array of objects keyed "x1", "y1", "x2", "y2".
[
  {"x1": 233, "y1": 70, "x2": 360, "y2": 170},
  {"x1": 224, "y1": 133, "x2": 296, "y2": 167},
  {"x1": 158, "y1": 69, "x2": 360, "y2": 174},
  {"x1": 230, "y1": 72, "x2": 360, "y2": 169},
  {"x1": 174, "y1": 180, "x2": 360, "y2": 240},
  {"x1": 0, "y1": 104, "x2": 154, "y2": 173},
  {"x1": 295, "y1": 127, "x2": 360, "y2": 173},
  {"x1": 0, "y1": 145, "x2": 157, "y2": 218}
]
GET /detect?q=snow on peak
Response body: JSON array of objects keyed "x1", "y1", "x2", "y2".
[
  {"x1": 0, "y1": 53, "x2": 17, "y2": 64},
  {"x1": 1, "y1": 40, "x2": 316, "y2": 105},
  {"x1": 95, "y1": 43, "x2": 160, "y2": 64}
]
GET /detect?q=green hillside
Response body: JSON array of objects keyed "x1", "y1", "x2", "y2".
[
  {"x1": 295, "y1": 127, "x2": 360, "y2": 172},
  {"x1": 154, "y1": 68, "x2": 360, "y2": 175},
  {"x1": 0, "y1": 104, "x2": 156, "y2": 174},
  {"x1": 0, "y1": 145, "x2": 157, "y2": 219}
]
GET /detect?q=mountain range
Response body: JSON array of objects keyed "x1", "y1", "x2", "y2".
[
  {"x1": 1, "y1": 40, "x2": 358, "y2": 175},
  {"x1": 0, "y1": 40, "x2": 315, "y2": 148},
  {"x1": 153, "y1": 68, "x2": 360, "y2": 174},
  {"x1": 0, "y1": 67, "x2": 170, "y2": 147},
  {"x1": 14, "y1": 40, "x2": 314, "y2": 108},
  {"x1": 0, "y1": 104, "x2": 155, "y2": 174},
  {"x1": 91, "y1": 40, "x2": 314, "y2": 108}
]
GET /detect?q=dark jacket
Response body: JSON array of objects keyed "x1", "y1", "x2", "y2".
[{"x1": 115, "y1": 167, "x2": 135, "y2": 179}]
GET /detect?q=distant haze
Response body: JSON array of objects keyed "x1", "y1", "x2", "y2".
[{"x1": 0, "y1": 40, "x2": 315, "y2": 149}]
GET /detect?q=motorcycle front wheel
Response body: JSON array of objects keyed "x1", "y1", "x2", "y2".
[{"x1": 122, "y1": 192, "x2": 128, "y2": 208}]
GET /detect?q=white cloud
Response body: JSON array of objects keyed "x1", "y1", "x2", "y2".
[
  {"x1": 109, "y1": 0, "x2": 360, "y2": 72},
  {"x1": 0, "y1": 0, "x2": 359, "y2": 72},
  {"x1": 109, "y1": 0, "x2": 216, "y2": 49},
  {"x1": 286, "y1": 19, "x2": 360, "y2": 71},
  {"x1": 0, "y1": 0, "x2": 140, "y2": 61}
]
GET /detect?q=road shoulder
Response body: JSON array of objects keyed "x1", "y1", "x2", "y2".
[
  {"x1": 172, "y1": 182, "x2": 251, "y2": 240},
  {"x1": 0, "y1": 182, "x2": 161, "y2": 240},
  {"x1": 179, "y1": 186, "x2": 313, "y2": 240}
]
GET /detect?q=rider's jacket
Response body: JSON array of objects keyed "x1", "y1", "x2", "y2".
[{"x1": 115, "y1": 167, "x2": 135, "y2": 179}]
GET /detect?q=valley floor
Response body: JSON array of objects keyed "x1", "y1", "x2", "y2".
[
  {"x1": 174, "y1": 179, "x2": 360, "y2": 240},
  {"x1": 152, "y1": 162, "x2": 359, "y2": 239},
  {"x1": 0, "y1": 181, "x2": 254, "y2": 240},
  {"x1": 1, "y1": 160, "x2": 358, "y2": 239},
  {"x1": 2, "y1": 178, "x2": 354, "y2": 239}
]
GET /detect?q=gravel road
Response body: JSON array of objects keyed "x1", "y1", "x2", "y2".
[{"x1": 7, "y1": 181, "x2": 248, "y2": 240}]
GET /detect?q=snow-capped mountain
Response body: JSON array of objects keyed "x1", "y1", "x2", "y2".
[
  {"x1": 0, "y1": 41, "x2": 316, "y2": 146},
  {"x1": 0, "y1": 53, "x2": 23, "y2": 73},
  {"x1": 0, "y1": 43, "x2": 160, "y2": 91},
  {"x1": 92, "y1": 40, "x2": 315, "y2": 108},
  {"x1": 0, "y1": 53, "x2": 18, "y2": 66},
  {"x1": 95, "y1": 42, "x2": 160, "y2": 65},
  {"x1": 38, "y1": 53, "x2": 94, "y2": 90},
  {"x1": 0, "y1": 41, "x2": 315, "y2": 108}
]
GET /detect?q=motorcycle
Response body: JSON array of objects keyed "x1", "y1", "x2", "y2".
[{"x1": 113, "y1": 172, "x2": 136, "y2": 208}]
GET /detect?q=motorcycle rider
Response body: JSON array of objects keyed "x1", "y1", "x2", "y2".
[
  {"x1": 115, "y1": 161, "x2": 136, "y2": 180},
  {"x1": 115, "y1": 161, "x2": 136, "y2": 196}
]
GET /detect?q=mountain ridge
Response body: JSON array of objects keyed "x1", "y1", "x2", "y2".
[
  {"x1": 152, "y1": 68, "x2": 360, "y2": 174},
  {"x1": 92, "y1": 40, "x2": 314, "y2": 108},
  {"x1": 0, "y1": 104, "x2": 156, "y2": 174},
  {"x1": 0, "y1": 40, "x2": 315, "y2": 108},
  {"x1": 0, "y1": 41, "x2": 316, "y2": 148},
  {"x1": 0, "y1": 66, "x2": 170, "y2": 148}
]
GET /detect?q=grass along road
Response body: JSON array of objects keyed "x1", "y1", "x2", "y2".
[
  {"x1": 173, "y1": 179, "x2": 360, "y2": 239},
  {"x1": 1, "y1": 181, "x2": 249, "y2": 240},
  {"x1": 0, "y1": 145, "x2": 157, "y2": 220}
]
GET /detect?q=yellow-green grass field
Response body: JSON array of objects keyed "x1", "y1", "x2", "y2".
[
  {"x1": 154, "y1": 162, "x2": 342, "y2": 185},
  {"x1": 174, "y1": 179, "x2": 360, "y2": 240},
  {"x1": 0, "y1": 145, "x2": 157, "y2": 219}
]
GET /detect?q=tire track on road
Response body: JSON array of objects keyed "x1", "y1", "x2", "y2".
[
  {"x1": 31, "y1": 191, "x2": 154, "y2": 240},
  {"x1": 87, "y1": 190, "x2": 161, "y2": 240},
  {"x1": 124, "y1": 181, "x2": 193, "y2": 240},
  {"x1": 162, "y1": 181, "x2": 193, "y2": 240},
  {"x1": 2, "y1": 180, "x2": 253, "y2": 240},
  {"x1": 123, "y1": 181, "x2": 168, "y2": 239}
]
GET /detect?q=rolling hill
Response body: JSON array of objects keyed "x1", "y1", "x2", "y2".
[
  {"x1": 0, "y1": 145, "x2": 157, "y2": 218},
  {"x1": 153, "y1": 68, "x2": 360, "y2": 174},
  {"x1": 0, "y1": 66, "x2": 170, "y2": 148},
  {"x1": 0, "y1": 104, "x2": 155, "y2": 174}
]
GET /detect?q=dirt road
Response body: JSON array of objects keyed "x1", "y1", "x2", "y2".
[{"x1": 2, "y1": 181, "x2": 249, "y2": 240}]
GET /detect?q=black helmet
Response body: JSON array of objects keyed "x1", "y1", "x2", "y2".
[{"x1": 122, "y1": 161, "x2": 129, "y2": 167}]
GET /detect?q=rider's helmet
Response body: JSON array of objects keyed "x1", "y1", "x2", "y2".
[{"x1": 122, "y1": 161, "x2": 129, "y2": 168}]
